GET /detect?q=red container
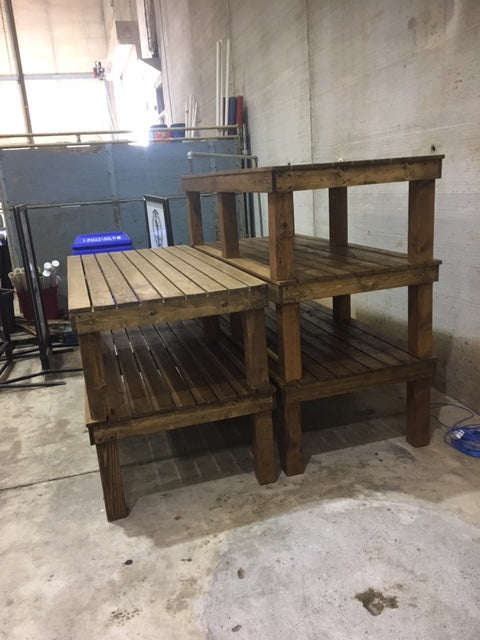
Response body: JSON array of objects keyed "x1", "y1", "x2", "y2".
[{"x1": 16, "y1": 285, "x2": 59, "y2": 321}]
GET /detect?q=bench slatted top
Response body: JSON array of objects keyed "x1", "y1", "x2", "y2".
[{"x1": 68, "y1": 245, "x2": 267, "y2": 334}]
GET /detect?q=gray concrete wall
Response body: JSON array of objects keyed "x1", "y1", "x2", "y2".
[{"x1": 156, "y1": 0, "x2": 480, "y2": 411}]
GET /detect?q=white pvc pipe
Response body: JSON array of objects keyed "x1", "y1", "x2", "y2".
[
  {"x1": 224, "y1": 38, "x2": 230, "y2": 127},
  {"x1": 215, "y1": 41, "x2": 221, "y2": 126},
  {"x1": 219, "y1": 40, "x2": 223, "y2": 129}
]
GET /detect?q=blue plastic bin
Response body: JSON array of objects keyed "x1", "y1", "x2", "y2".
[{"x1": 72, "y1": 232, "x2": 133, "y2": 255}]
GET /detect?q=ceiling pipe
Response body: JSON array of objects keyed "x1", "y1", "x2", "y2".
[{"x1": 4, "y1": 0, "x2": 33, "y2": 142}]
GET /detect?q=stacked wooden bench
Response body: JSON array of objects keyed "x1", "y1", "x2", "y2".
[
  {"x1": 68, "y1": 245, "x2": 278, "y2": 521},
  {"x1": 182, "y1": 155, "x2": 444, "y2": 475}
]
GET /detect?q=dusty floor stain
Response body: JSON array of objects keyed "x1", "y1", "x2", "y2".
[{"x1": 355, "y1": 588, "x2": 398, "y2": 616}]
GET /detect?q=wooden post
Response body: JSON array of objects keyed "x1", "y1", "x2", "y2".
[
  {"x1": 218, "y1": 192, "x2": 240, "y2": 258},
  {"x1": 186, "y1": 191, "x2": 204, "y2": 245},
  {"x1": 407, "y1": 179, "x2": 436, "y2": 446},
  {"x1": 329, "y1": 186, "x2": 351, "y2": 321},
  {"x1": 96, "y1": 439, "x2": 128, "y2": 521},
  {"x1": 276, "y1": 394, "x2": 304, "y2": 475},
  {"x1": 276, "y1": 302, "x2": 302, "y2": 382},
  {"x1": 78, "y1": 332, "x2": 109, "y2": 421},
  {"x1": 268, "y1": 191, "x2": 295, "y2": 281},
  {"x1": 242, "y1": 309, "x2": 277, "y2": 483}
]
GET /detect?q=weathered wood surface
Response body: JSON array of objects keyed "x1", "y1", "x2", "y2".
[
  {"x1": 196, "y1": 235, "x2": 440, "y2": 303},
  {"x1": 182, "y1": 155, "x2": 444, "y2": 193},
  {"x1": 68, "y1": 245, "x2": 268, "y2": 334}
]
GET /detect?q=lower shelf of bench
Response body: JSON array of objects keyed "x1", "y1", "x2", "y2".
[
  {"x1": 86, "y1": 319, "x2": 273, "y2": 445},
  {"x1": 222, "y1": 301, "x2": 435, "y2": 401}
]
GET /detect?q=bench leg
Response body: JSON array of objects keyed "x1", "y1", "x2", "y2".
[
  {"x1": 252, "y1": 410, "x2": 278, "y2": 484},
  {"x1": 406, "y1": 378, "x2": 432, "y2": 447},
  {"x1": 96, "y1": 439, "x2": 128, "y2": 521},
  {"x1": 277, "y1": 396, "x2": 304, "y2": 476}
]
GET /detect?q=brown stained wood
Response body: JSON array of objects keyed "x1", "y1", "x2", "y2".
[
  {"x1": 329, "y1": 186, "x2": 348, "y2": 246},
  {"x1": 276, "y1": 302, "x2": 302, "y2": 382},
  {"x1": 407, "y1": 379, "x2": 432, "y2": 446},
  {"x1": 183, "y1": 170, "x2": 274, "y2": 194},
  {"x1": 277, "y1": 399, "x2": 304, "y2": 476},
  {"x1": 186, "y1": 191, "x2": 204, "y2": 244},
  {"x1": 182, "y1": 156, "x2": 444, "y2": 194},
  {"x1": 408, "y1": 283, "x2": 433, "y2": 358},
  {"x1": 90, "y1": 394, "x2": 273, "y2": 443},
  {"x1": 108, "y1": 252, "x2": 163, "y2": 303},
  {"x1": 176, "y1": 245, "x2": 268, "y2": 288},
  {"x1": 73, "y1": 286, "x2": 267, "y2": 334},
  {"x1": 101, "y1": 331, "x2": 131, "y2": 421},
  {"x1": 141, "y1": 324, "x2": 197, "y2": 409},
  {"x1": 251, "y1": 411, "x2": 278, "y2": 484},
  {"x1": 143, "y1": 248, "x2": 207, "y2": 297},
  {"x1": 241, "y1": 308, "x2": 270, "y2": 389},
  {"x1": 80, "y1": 254, "x2": 114, "y2": 309},
  {"x1": 218, "y1": 192, "x2": 240, "y2": 258},
  {"x1": 277, "y1": 265, "x2": 439, "y2": 305},
  {"x1": 408, "y1": 180, "x2": 435, "y2": 262},
  {"x1": 67, "y1": 255, "x2": 91, "y2": 313},
  {"x1": 79, "y1": 332, "x2": 109, "y2": 421},
  {"x1": 269, "y1": 191, "x2": 295, "y2": 281},
  {"x1": 96, "y1": 440, "x2": 128, "y2": 521},
  {"x1": 167, "y1": 245, "x2": 254, "y2": 292},
  {"x1": 285, "y1": 360, "x2": 434, "y2": 403},
  {"x1": 193, "y1": 244, "x2": 273, "y2": 282},
  {"x1": 94, "y1": 253, "x2": 138, "y2": 306},
  {"x1": 329, "y1": 187, "x2": 351, "y2": 321},
  {"x1": 274, "y1": 157, "x2": 444, "y2": 192},
  {"x1": 112, "y1": 328, "x2": 154, "y2": 416},
  {"x1": 201, "y1": 316, "x2": 220, "y2": 342},
  {"x1": 127, "y1": 327, "x2": 175, "y2": 412},
  {"x1": 121, "y1": 250, "x2": 184, "y2": 300}
]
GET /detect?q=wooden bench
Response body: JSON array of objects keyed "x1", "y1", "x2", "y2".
[
  {"x1": 68, "y1": 245, "x2": 278, "y2": 521},
  {"x1": 182, "y1": 155, "x2": 444, "y2": 475}
]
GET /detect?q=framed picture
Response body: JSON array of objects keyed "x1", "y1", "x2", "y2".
[{"x1": 143, "y1": 195, "x2": 174, "y2": 248}]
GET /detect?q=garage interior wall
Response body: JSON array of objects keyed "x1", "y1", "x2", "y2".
[{"x1": 155, "y1": 0, "x2": 480, "y2": 413}]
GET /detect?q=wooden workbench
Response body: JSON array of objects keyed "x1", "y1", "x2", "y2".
[
  {"x1": 182, "y1": 155, "x2": 443, "y2": 474},
  {"x1": 68, "y1": 245, "x2": 277, "y2": 520}
]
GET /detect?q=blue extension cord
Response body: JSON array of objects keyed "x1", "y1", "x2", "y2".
[{"x1": 431, "y1": 403, "x2": 480, "y2": 458}]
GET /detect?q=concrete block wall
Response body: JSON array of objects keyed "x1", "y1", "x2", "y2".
[{"x1": 155, "y1": 0, "x2": 480, "y2": 412}]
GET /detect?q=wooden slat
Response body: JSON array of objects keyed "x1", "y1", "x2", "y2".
[
  {"x1": 140, "y1": 324, "x2": 197, "y2": 409},
  {"x1": 175, "y1": 245, "x2": 266, "y2": 288},
  {"x1": 108, "y1": 252, "x2": 164, "y2": 303},
  {"x1": 127, "y1": 327, "x2": 175, "y2": 412},
  {"x1": 94, "y1": 252, "x2": 138, "y2": 306},
  {"x1": 101, "y1": 331, "x2": 131, "y2": 421},
  {"x1": 163, "y1": 245, "x2": 243, "y2": 291},
  {"x1": 145, "y1": 247, "x2": 211, "y2": 296},
  {"x1": 80, "y1": 254, "x2": 114, "y2": 309},
  {"x1": 112, "y1": 328, "x2": 153, "y2": 416},
  {"x1": 67, "y1": 255, "x2": 91, "y2": 313},
  {"x1": 120, "y1": 251, "x2": 184, "y2": 301}
]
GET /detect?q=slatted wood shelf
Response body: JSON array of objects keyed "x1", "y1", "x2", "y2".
[
  {"x1": 264, "y1": 302, "x2": 435, "y2": 399},
  {"x1": 87, "y1": 319, "x2": 274, "y2": 444},
  {"x1": 197, "y1": 235, "x2": 440, "y2": 303}
]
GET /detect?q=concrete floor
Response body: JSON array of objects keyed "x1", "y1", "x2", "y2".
[{"x1": 1, "y1": 348, "x2": 479, "y2": 639}]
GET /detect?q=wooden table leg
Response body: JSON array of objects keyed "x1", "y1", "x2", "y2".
[
  {"x1": 78, "y1": 332, "x2": 110, "y2": 421},
  {"x1": 329, "y1": 186, "x2": 351, "y2": 321},
  {"x1": 242, "y1": 308, "x2": 278, "y2": 483},
  {"x1": 276, "y1": 394, "x2": 304, "y2": 476},
  {"x1": 96, "y1": 439, "x2": 128, "y2": 521},
  {"x1": 407, "y1": 282, "x2": 433, "y2": 446}
]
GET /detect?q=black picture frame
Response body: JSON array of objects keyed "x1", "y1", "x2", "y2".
[{"x1": 143, "y1": 195, "x2": 174, "y2": 248}]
